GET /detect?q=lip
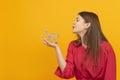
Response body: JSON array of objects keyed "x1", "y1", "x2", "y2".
[{"x1": 73, "y1": 26, "x2": 75, "y2": 28}]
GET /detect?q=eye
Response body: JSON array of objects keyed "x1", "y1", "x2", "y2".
[{"x1": 76, "y1": 19, "x2": 79, "y2": 22}]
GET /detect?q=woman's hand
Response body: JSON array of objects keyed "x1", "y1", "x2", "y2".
[
  {"x1": 41, "y1": 37, "x2": 58, "y2": 48},
  {"x1": 42, "y1": 37, "x2": 66, "y2": 72}
]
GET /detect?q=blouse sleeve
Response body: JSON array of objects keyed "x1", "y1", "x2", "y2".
[
  {"x1": 104, "y1": 44, "x2": 116, "y2": 80},
  {"x1": 54, "y1": 41, "x2": 75, "y2": 79}
]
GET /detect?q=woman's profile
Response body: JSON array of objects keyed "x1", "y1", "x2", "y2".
[{"x1": 41, "y1": 11, "x2": 116, "y2": 80}]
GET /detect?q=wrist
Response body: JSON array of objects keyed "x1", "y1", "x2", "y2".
[{"x1": 54, "y1": 44, "x2": 59, "y2": 48}]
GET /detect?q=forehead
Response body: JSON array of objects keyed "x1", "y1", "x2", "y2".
[{"x1": 76, "y1": 15, "x2": 83, "y2": 19}]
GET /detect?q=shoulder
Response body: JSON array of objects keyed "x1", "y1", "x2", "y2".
[
  {"x1": 68, "y1": 40, "x2": 77, "y2": 47},
  {"x1": 101, "y1": 41, "x2": 115, "y2": 56},
  {"x1": 101, "y1": 41, "x2": 113, "y2": 50}
]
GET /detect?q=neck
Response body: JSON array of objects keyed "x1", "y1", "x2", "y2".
[
  {"x1": 78, "y1": 30, "x2": 87, "y2": 48},
  {"x1": 81, "y1": 36, "x2": 87, "y2": 49}
]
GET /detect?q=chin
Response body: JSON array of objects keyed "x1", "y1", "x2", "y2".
[
  {"x1": 73, "y1": 30, "x2": 79, "y2": 34},
  {"x1": 73, "y1": 31, "x2": 78, "y2": 34}
]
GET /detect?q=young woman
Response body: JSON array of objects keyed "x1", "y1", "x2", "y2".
[{"x1": 42, "y1": 11, "x2": 116, "y2": 80}]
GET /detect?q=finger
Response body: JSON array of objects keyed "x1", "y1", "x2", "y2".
[
  {"x1": 41, "y1": 37, "x2": 47, "y2": 43},
  {"x1": 41, "y1": 37, "x2": 53, "y2": 46},
  {"x1": 42, "y1": 37, "x2": 51, "y2": 44},
  {"x1": 42, "y1": 37, "x2": 47, "y2": 41},
  {"x1": 41, "y1": 38, "x2": 48, "y2": 45}
]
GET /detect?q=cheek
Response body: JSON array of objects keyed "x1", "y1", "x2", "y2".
[{"x1": 76, "y1": 23, "x2": 85, "y2": 30}]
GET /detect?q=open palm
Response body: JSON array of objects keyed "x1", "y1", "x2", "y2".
[{"x1": 41, "y1": 37, "x2": 58, "y2": 48}]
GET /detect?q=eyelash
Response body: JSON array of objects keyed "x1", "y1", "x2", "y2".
[{"x1": 76, "y1": 19, "x2": 79, "y2": 22}]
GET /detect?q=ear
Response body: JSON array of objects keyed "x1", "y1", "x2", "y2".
[{"x1": 85, "y1": 22, "x2": 91, "y2": 29}]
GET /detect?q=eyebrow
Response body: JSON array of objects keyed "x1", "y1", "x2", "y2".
[{"x1": 76, "y1": 17, "x2": 79, "y2": 19}]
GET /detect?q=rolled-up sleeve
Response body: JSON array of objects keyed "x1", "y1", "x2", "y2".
[
  {"x1": 104, "y1": 44, "x2": 116, "y2": 80},
  {"x1": 54, "y1": 42, "x2": 75, "y2": 79}
]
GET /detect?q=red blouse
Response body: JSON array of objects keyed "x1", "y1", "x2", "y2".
[{"x1": 55, "y1": 41, "x2": 116, "y2": 80}]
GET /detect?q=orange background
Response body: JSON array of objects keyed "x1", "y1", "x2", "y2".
[{"x1": 0, "y1": 0, "x2": 120, "y2": 80}]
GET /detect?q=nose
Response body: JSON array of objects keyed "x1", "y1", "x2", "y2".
[{"x1": 72, "y1": 21, "x2": 75, "y2": 26}]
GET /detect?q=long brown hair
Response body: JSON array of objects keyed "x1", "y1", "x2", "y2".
[{"x1": 75, "y1": 11, "x2": 108, "y2": 66}]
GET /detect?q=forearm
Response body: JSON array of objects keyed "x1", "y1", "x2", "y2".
[{"x1": 54, "y1": 44, "x2": 66, "y2": 72}]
